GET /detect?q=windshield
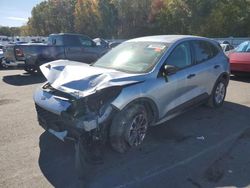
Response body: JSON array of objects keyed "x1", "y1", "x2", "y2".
[
  {"x1": 235, "y1": 41, "x2": 250, "y2": 52},
  {"x1": 93, "y1": 41, "x2": 169, "y2": 73}
]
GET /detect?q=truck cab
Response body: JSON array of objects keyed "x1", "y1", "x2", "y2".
[
  {"x1": 3, "y1": 33, "x2": 109, "y2": 73},
  {"x1": 49, "y1": 33, "x2": 102, "y2": 63}
]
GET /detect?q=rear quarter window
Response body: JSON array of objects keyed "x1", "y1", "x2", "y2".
[{"x1": 192, "y1": 40, "x2": 219, "y2": 64}]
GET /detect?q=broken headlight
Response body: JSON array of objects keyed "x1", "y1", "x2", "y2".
[{"x1": 65, "y1": 86, "x2": 122, "y2": 118}]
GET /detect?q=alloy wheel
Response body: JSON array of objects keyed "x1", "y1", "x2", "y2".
[
  {"x1": 126, "y1": 112, "x2": 148, "y2": 147},
  {"x1": 215, "y1": 82, "x2": 226, "y2": 104}
]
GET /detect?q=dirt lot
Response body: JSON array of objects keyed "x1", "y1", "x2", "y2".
[{"x1": 0, "y1": 69, "x2": 250, "y2": 188}]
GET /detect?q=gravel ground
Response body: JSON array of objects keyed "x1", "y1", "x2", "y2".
[{"x1": 0, "y1": 69, "x2": 250, "y2": 188}]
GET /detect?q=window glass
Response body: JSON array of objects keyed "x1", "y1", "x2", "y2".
[
  {"x1": 63, "y1": 35, "x2": 81, "y2": 46},
  {"x1": 166, "y1": 42, "x2": 192, "y2": 69},
  {"x1": 193, "y1": 41, "x2": 219, "y2": 63},
  {"x1": 210, "y1": 42, "x2": 220, "y2": 55},
  {"x1": 93, "y1": 42, "x2": 169, "y2": 73},
  {"x1": 235, "y1": 41, "x2": 250, "y2": 52},
  {"x1": 78, "y1": 36, "x2": 93, "y2": 47}
]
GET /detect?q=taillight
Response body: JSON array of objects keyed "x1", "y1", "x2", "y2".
[{"x1": 15, "y1": 48, "x2": 24, "y2": 57}]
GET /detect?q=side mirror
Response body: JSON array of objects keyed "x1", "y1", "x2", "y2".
[{"x1": 163, "y1": 65, "x2": 178, "y2": 76}]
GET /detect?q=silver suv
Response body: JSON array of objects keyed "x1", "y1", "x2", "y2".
[{"x1": 34, "y1": 35, "x2": 229, "y2": 156}]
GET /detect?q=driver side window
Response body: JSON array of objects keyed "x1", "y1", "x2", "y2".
[{"x1": 166, "y1": 42, "x2": 192, "y2": 69}]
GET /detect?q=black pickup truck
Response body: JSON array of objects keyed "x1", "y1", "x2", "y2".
[{"x1": 3, "y1": 33, "x2": 109, "y2": 73}]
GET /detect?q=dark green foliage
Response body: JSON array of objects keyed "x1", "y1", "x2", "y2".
[
  {"x1": 0, "y1": 27, "x2": 20, "y2": 36},
  {"x1": 17, "y1": 0, "x2": 250, "y2": 38}
]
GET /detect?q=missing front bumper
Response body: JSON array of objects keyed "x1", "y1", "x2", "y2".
[{"x1": 35, "y1": 102, "x2": 114, "y2": 142}]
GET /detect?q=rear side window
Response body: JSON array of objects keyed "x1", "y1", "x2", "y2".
[
  {"x1": 192, "y1": 41, "x2": 219, "y2": 64},
  {"x1": 235, "y1": 41, "x2": 250, "y2": 52}
]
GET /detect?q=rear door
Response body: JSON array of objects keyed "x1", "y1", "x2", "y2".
[{"x1": 187, "y1": 40, "x2": 221, "y2": 97}]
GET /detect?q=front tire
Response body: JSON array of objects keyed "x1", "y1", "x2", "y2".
[
  {"x1": 208, "y1": 78, "x2": 227, "y2": 108},
  {"x1": 110, "y1": 104, "x2": 149, "y2": 153}
]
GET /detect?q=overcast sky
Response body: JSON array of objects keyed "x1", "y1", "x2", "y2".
[{"x1": 0, "y1": 0, "x2": 44, "y2": 27}]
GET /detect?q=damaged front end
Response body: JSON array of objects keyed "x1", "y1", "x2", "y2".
[
  {"x1": 34, "y1": 83, "x2": 122, "y2": 164},
  {"x1": 35, "y1": 82, "x2": 122, "y2": 143},
  {"x1": 33, "y1": 60, "x2": 143, "y2": 163}
]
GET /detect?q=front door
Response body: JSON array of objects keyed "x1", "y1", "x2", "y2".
[{"x1": 153, "y1": 41, "x2": 194, "y2": 119}]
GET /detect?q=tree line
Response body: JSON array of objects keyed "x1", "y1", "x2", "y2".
[
  {"x1": 0, "y1": 27, "x2": 21, "y2": 36},
  {"x1": 1, "y1": 0, "x2": 250, "y2": 38}
]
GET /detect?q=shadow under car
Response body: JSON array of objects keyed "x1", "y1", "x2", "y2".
[{"x1": 38, "y1": 101, "x2": 250, "y2": 188}]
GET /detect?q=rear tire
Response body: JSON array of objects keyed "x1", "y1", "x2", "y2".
[
  {"x1": 207, "y1": 78, "x2": 227, "y2": 108},
  {"x1": 110, "y1": 104, "x2": 149, "y2": 153}
]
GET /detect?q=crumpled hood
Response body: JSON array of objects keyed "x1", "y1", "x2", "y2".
[{"x1": 40, "y1": 60, "x2": 145, "y2": 98}]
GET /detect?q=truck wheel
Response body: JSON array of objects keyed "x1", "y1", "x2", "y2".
[
  {"x1": 207, "y1": 78, "x2": 227, "y2": 108},
  {"x1": 110, "y1": 104, "x2": 149, "y2": 153}
]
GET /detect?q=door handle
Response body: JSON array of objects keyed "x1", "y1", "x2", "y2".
[
  {"x1": 187, "y1": 74, "x2": 196, "y2": 79},
  {"x1": 214, "y1": 65, "x2": 220, "y2": 69}
]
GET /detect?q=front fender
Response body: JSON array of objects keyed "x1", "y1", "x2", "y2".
[{"x1": 111, "y1": 83, "x2": 159, "y2": 121}]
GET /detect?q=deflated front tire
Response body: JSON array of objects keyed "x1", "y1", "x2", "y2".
[{"x1": 109, "y1": 104, "x2": 149, "y2": 153}]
